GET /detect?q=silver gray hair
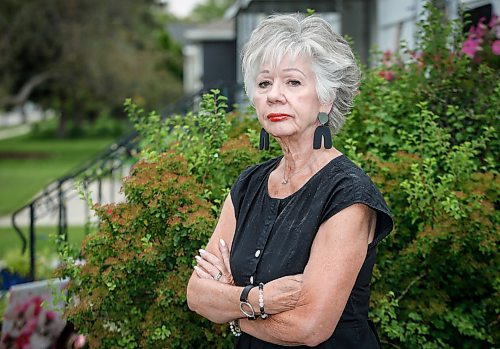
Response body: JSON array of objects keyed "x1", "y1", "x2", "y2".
[{"x1": 241, "y1": 13, "x2": 360, "y2": 134}]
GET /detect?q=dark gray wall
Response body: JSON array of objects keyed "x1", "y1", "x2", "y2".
[
  {"x1": 202, "y1": 40, "x2": 237, "y2": 87},
  {"x1": 340, "y1": 0, "x2": 373, "y2": 65}
]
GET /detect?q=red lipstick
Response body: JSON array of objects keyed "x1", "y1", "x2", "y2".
[{"x1": 267, "y1": 113, "x2": 290, "y2": 122}]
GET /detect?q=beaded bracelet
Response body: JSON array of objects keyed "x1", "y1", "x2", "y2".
[
  {"x1": 229, "y1": 320, "x2": 242, "y2": 336},
  {"x1": 258, "y1": 282, "x2": 269, "y2": 319}
]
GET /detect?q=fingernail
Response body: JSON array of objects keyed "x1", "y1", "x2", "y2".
[
  {"x1": 195, "y1": 255, "x2": 201, "y2": 261},
  {"x1": 194, "y1": 265, "x2": 200, "y2": 271},
  {"x1": 199, "y1": 249, "x2": 206, "y2": 254},
  {"x1": 219, "y1": 239, "x2": 226, "y2": 247}
]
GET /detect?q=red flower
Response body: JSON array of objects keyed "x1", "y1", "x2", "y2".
[
  {"x1": 378, "y1": 70, "x2": 395, "y2": 81},
  {"x1": 15, "y1": 333, "x2": 30, "y2": 347},
  {"x1": 46, "y1": 311, "x2": 56, "y2": 322}
]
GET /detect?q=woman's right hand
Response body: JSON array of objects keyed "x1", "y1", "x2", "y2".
[{"x1": 264, "y1": 274, "x2": 303, "y2": 314}]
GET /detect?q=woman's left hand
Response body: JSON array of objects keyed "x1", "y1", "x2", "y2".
[{"x1": 194, "y1": 238, "x2": 234, "y2": 285}]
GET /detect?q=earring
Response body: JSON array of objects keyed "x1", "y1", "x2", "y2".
[
  {"x1": 259, "y1": 128, "x2": 270, "y2": 150},
  {"x1": 313, "y1": 112, "x2": 332, "y2": 149}
]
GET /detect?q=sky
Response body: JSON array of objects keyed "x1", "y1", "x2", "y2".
[{"x1": 168, "y1": 0, "x2": 206, "y2": 18}]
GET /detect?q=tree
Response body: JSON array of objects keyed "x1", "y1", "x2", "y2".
[
  {"x1": 189, "y1": 0, "x2": 234, "y2": 23},
  {"x1": 0, "y1": 0, "x2": 183, "y2": 137}
]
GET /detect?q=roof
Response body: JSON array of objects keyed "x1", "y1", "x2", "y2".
[
  {"x1": 184, "y1": 18, "x2": 235, "y2": 42},
  {"x1": 225, "y1": 0, "x2": 252, "y2": 18}
]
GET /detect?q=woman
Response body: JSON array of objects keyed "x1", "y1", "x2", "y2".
[{"x1": 187, "y1": 13, "x2": 393, "y2": 348}]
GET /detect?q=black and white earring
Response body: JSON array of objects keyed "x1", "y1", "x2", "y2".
[
  {"x1": 259, "y1": 128, "x2": 270, "y2": 150},
  {"x1": 313, "y1": 112, "x2": 332, "y2": 149}
]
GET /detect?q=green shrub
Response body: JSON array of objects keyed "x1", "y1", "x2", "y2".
[
  {"x1": 57, "y1": 91, "x2": 260, "y2": 348},
  {"x1": 343, "y1": 4, "x2": 499, "y2": 164},
  {"x1": 335, "y1": 4, "x2": 499, "y2": 348}
]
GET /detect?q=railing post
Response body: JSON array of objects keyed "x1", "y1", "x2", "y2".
[
  {"x1": 110, "y1": 166, "x2": 115, "y2": 203},
  {"x1": 29, "y1": 203, "x2": 35, "y2": 281},
  {"x1": 84, "y1": 181, "x2": 90, "y2": 235},
  {"x1": 98, "y1": 178, "x2": 102, "y2": 203},
  {"x1": 58, "y1": 182, "x2": 67, "y2": 241}
]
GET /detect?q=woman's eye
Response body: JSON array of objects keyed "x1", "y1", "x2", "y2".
[
  {"x1": 288, "y1": 80, "x2": 301, "y2": 86},
  {"x1": 258, "y1": 81, "x2": 271, "y2": 88}
]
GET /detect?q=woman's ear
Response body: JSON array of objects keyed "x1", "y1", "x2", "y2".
[{"x1": 320, "y1": 101, "x2": 334, "y2": 114}]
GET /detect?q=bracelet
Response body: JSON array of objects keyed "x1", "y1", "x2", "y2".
[
  {"x1": 239, "y1": 285, "x2": 257, "y2": 320},
  {"x1": 258, "y1": 282, "x2": 268, "y2": 319},
  {"x1": 229, "y1": 320, "x2": 241, "y2": 336}
]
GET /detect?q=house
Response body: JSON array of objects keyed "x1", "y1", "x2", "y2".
[{"x1": 182, "y1": 0, "x2": 500, "y2": 97}]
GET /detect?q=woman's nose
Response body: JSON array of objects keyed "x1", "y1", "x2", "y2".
[{"x1": 267, "y1": 83, "x2": 286, "y2": 104}]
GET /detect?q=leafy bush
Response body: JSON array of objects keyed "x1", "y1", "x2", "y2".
[
  {"x1": 57, "y1": 91, "x2": 260, "y2": 348},
  {"x1": 31, "y1": 113, "x2": 129, "y2": 139},
  {"x1": 336, "y1": 4, "x2": 499, "y2": 348}
]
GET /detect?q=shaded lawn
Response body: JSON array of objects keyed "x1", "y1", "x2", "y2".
[
  {"x1": 0, "y1": 226, "x2": 88, "y2": 281},
  {"x1": 0, "y1": 135, "x2": 114, "y2": 215},
  {"x1": 0, "y1": 225, "x2": 87, "y2": 261}
]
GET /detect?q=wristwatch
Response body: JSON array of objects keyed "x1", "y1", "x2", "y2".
[{"x1": 239, "y1": 285, "x2": 257, "y2": 320}]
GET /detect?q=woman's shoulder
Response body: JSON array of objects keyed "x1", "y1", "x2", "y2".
[
  {"x1": 230, "y1": 157, "x2": 281, "y2": 217},
  {"x1": 320, "y1": 155, "x2": 394, "y2": 244},
  {"x1": 322, "y1": 155, "x2": 374, "y2": 187},
  {"x1": 317, "y1": 155, "x2": 390, "y2": 211}
]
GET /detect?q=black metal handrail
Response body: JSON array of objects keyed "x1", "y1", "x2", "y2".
[{"x1": 9, "y1": 83, "x2": 243, "y2": 281}]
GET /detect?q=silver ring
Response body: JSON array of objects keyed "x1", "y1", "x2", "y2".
[{"x1": 214, "y1": 271, "x2": 222, "y2": 281}]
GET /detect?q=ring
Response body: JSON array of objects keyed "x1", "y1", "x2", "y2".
[{"x1": 214, "y1": 271, "x2": 222, "y2": 281}]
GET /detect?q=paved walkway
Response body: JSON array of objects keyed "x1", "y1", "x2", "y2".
[
  {"x1": 0, "y1": 124, "x2": 32, "y2": 140},
  {"x1": 0, "y1": 103, "x2": 56, "y2": 140}
]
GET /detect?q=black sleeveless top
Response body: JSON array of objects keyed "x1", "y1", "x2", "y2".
[{"x1": 229, "y1": 155, "x2": 393, "y2": 348}]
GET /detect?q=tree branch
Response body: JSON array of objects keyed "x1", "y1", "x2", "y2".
[
  {"x1": 397, "y1": 270, "x2": 428, "y2": 302},
  {"x1": 4, "y1": 72, "x2": 53, "y2": 107}
]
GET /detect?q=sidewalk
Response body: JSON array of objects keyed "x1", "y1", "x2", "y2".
[{"x1": 0, "y1": 103, "x2": 56, "y2": 141}]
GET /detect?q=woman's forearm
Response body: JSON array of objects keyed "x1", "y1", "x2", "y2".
[
  {"x1": 239, "y1": 304, "x2": 336, "y2": 347},
  {"x1": 186, "y1": 273, "x2": 259, "y2": 324}
]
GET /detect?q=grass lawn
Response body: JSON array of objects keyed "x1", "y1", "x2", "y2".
[
  {"x1": 0, "y1": 225, "x2": 87, "y2": 258},
  {"x1": 0, "y1": 135, "x2": 114, "y2": 215}
]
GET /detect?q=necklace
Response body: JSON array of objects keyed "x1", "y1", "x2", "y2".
[{"x1": 281, "y1": 157, "x2": 316, "y2": 185}]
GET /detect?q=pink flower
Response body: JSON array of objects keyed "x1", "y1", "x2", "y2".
[
  {"x1": 46, "y1": 311, "x2": 56, "y2": 322},
  {"x1": 69, "y1": 334, "x2": 87, "y2": 348},
  {"x1": 378, "y1": 70, "x2": 395, "y2": 81},
  {"x1": 74, "y1": 334, "x2": 87, "y2": 348},
  {"x1": 492, "y1": 40, "x2": 500, "y2": 55},
  {"x1": 32, "y1": 297, "x2": 43, "y2": 317},
  {"x1": 410, "y1": 50, "x2": 423, "y2": 60},
  {"x1": 462, "y1": 37, "x2": 482, "y2": 58},
  {"x1": 20, "y1": 318, "x2": 37, "y2": 336},
  {"x1": 475, "y1": 18, "x2": 488, "y2": 37},
  {"x1": 488, "y1": 15, "x2": 498, "y2": 29}
]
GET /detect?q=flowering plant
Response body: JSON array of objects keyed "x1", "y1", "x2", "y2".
[
  {"x1": 461, "y1": 15, "x2": 500, "y2": 67},
  {"x1": 1, "y1": 295, "x2": 64, "y2": 349}
]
